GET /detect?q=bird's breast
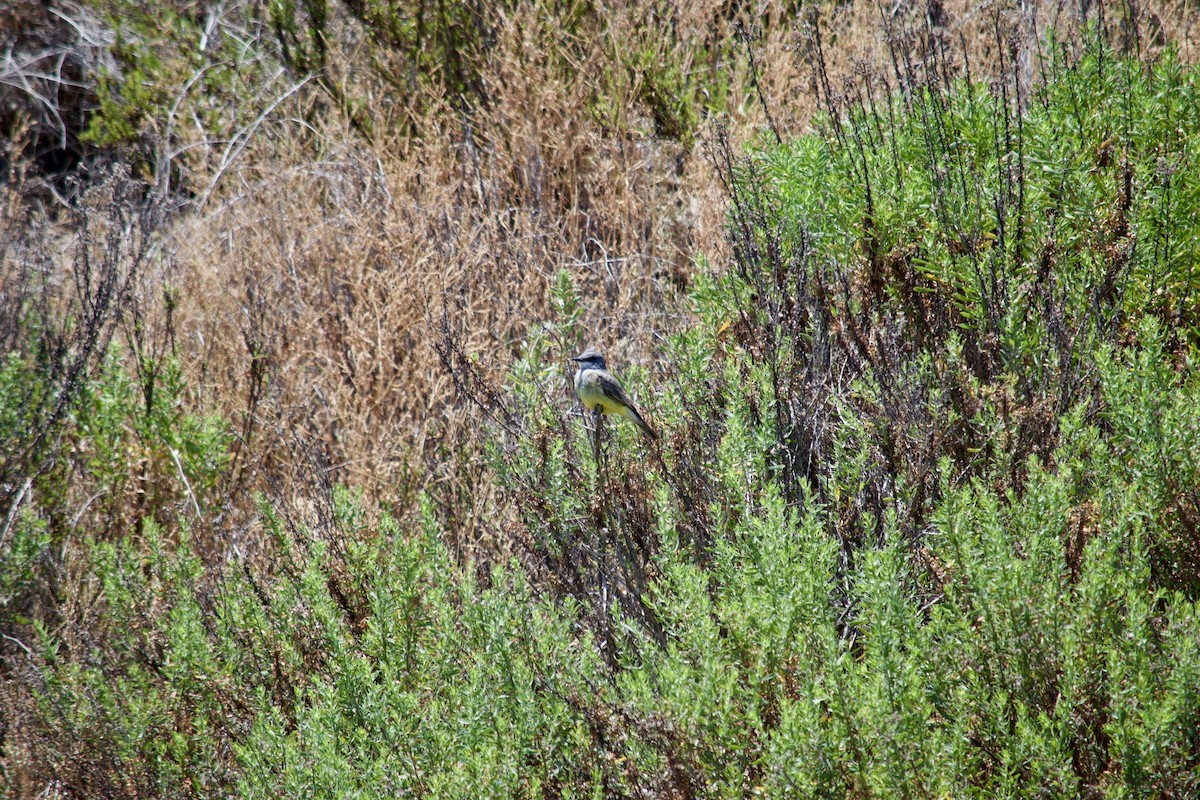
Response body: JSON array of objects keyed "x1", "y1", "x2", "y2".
[{"x1": 575, "y1": 371, "x2": 620, "y2": 413}]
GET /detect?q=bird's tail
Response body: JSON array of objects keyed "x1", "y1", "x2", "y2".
[{"x1": 623, "y1": 405, "x2": 658, "y2": 441}]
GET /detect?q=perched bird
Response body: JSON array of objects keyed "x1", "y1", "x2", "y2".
[{"x1": 570, "y1": 348, "x2": 657, "y2": 441}]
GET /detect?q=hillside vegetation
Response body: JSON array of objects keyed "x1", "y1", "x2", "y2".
[{"x1": 3, "y1": 1, "x2": 1200, "y2": 798}]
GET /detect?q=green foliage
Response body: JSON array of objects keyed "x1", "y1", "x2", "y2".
[
  {"x1": 71, "y1": 351, "x2": 230, "y2": 529},
  {"x1": 1095, "y1": 319, "x2": 1200, "y2": 594},
  {"x1": 589, "y1": 1, "x2": 711, "y2": 145},
  {"x1": 81, "y1": 1, "x2": 278, "y2": 183},
  {"x1": 2, "y1": 344, "x2": 234, "y2": 792},
  {"x1": 764, "y1": 44, "x2": 1200, "y2": 358},
  {"x1": 236, "y1": 497, "x2": 629, "y2": 797},
  {"x1": 0, "y1": 349, "x2": 53, "y2": 484},
  {"x1": 267, "y1": 0, "x2": 740, "y2": 144},
  {"x1": 0, "y1": 510, "x2": 49, "y2": 622},
  {"x1": 35, "y1": 521, "x2": 234, "y2": 798},
  {"x1": 268, "y1": 0, "x2": 520, "y2": 132}
]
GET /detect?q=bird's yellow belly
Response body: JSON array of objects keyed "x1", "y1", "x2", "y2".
[
  {"x1": 593, "y1": 397, "x2": 625, "y2": 414},
  {"x1": 577, "y1": 383, "x2": 621, "y2": 414}
]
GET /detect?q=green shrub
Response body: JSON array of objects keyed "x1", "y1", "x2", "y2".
[
  {"x1": 80, "y1": 1, "x2": 281, "y2": 188},
  {"x1": 5, "y1": 340, "x2": 232, "y2": 793}
]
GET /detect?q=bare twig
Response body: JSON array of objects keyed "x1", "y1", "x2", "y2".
[
  {"x1": 0, "y1": 477, "x2": 33, "y2": 552},
  {"x1": 170, "y1": 447, "x2": 204, "y2": 520},
  {"x1": 197, "y1": 72, "x2": 310, "y2": 208}
]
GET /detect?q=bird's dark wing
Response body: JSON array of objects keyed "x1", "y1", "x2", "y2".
[
  {"x1": 595, "y1": 371, "x2": 636, "y2": 408},
  {"x1": 590, "y1": 369, "x2": 657, "y2": 440}
]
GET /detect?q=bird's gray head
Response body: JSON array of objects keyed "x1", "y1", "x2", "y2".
[{"x1": 569, "y1": 348, "x2": 607, "y2": 370}]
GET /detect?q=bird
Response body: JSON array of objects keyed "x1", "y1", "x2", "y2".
[{"x1": 569, "y1": 348, "x2": 657, "y2": 441}]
